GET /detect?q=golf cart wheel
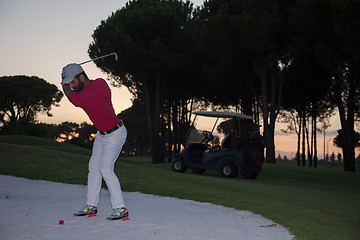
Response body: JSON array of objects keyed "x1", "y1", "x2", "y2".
[
  {"x1": 192, "y1": 168, "x2": 205, "y2": 174},
  {"x1": 172, "y1": 158, "x2": 187, "y2": 173},
  {"x1": 242, "y1": 171, "x2": 259, "y2": 179},
  {"x1": 220, "y1": 162, "x2": 238, "y2": 178}
]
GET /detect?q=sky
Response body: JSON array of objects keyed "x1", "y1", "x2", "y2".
[{"x1": 0, "y1": 0, "x2": 353, "y2": 159}]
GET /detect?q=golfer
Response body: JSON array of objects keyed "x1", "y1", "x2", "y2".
[{"x1": 61, "y1": 63, "x2": 128, "y2": 221}]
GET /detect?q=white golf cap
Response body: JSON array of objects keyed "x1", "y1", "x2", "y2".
[{"x1": 61, "y1": 63, "x2": 84, "y2": 85}]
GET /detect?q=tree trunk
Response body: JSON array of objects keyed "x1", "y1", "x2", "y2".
[
  {"x1": 143, "y1": 74, "x2": 164, "y2": 164},
  {"x1": 255, "y1": 59, "x2": 283, "y2": 164},
  {"x1": 166, "y1": 101, "x2": 173, "y2": 163},
  {"x1": 143, "y1": 78, "x2": 155, "y2": 163},
  {"x1": 159, "y1": 95, "x2": 165, "y2": 164},
  {"x1": 301, "y1": 109, "x2": 306, "y2": 167},
  {"x1": 172, "y1": 99, "x2": 180, "y2": 153},
  {"x1": 296, "y1": 110, "x2": 301, "y2": 166},
  {"x1": 313, "y1": 113, "x2": 318, "y2": 168},
  {"x1": 306, "y1": 119, "x2": 312, "y2": 167},
  {"x1": 153, "y1": 70, "x2": 164, "y2": 164},
  {"x1": 260, "y1": 65, "x2": 275, "y2": 163},
  {"x1": 334, "y1": 76, "x2": 356, "y2": 172}
]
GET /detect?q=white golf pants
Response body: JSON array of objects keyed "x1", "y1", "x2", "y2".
[{"x1": 87, "y1": 125, "x2": 127, "y2": 209}]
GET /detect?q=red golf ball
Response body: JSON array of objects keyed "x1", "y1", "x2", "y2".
[{"x1": 59, "y1": 220, "x2": 64, "y2": 225}]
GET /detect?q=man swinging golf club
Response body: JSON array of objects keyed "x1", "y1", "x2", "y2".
[{"x1": 61, "y1": 54, "x2": 128, "y2": 221}]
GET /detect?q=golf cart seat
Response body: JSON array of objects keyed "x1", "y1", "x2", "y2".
[
  {"x1": 221, "y1": 134, "x2": 230, "y2": 148},
  {"x1": 221, "y1": 134, "x2": 237, "y2": 150},
  {"x1": 222, "y1": 134, "x2": 248, "y2": 150}
]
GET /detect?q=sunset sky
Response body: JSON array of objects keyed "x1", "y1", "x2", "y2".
[{"x1": 1, "y1": 0, "x2": 354, "y2": 159}]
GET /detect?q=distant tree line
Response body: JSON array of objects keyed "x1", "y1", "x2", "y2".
[
  {"x1": 26, "y1": 121, "x2": 96, "y2": 149},
  {"x1": 277, "y1": 152, "x2": 360, "y2": 168},
  {"x1": 24, "y1": 120, "x2": 142, "y2": 156}
]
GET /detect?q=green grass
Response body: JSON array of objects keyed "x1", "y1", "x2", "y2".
[{"x1": 0, "y1": 135, "x2": 359, "y2": 239}]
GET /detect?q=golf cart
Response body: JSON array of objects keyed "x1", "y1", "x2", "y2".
[{"x1": 172, "y1": 111, "x2": 264, "y2": 179}]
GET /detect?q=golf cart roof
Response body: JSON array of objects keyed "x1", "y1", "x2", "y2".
[{"x1": 193, "y1": 111, "x2": 253, "y2": 120}]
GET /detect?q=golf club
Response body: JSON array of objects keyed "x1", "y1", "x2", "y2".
[{"x1": 79, "y1": 52, "x2": 118, "y2": 65}]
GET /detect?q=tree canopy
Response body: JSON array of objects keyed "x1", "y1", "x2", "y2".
[
  {"x1": 0, "y1": 75, "x2": 63, "y2": 134},
  {"x1": 89, "y1": 0, "x2": 198, "y2": 163}
]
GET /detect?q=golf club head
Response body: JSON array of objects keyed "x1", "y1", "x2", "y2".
[{"x1": 113, "y1": 52, "x2": 118, "y2": 62}]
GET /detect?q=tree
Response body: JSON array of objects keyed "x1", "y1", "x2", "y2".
[
  {"x1": 324, "y1": 153, "x2": 329, "y2": 165},
  {"x1": 240, "y1": 0, "x2": 294, "y2": 164},
  {"x1": 71, "y1": 122, "x2": 97, "y2": 149},
  {"x1": 117, "y1": 99, "x2": 149, "y2": 156},
  {"x1": 53, "y1": 121, "x2": 96, "y2": 149},
  {"x1": 0, "y1": 76, "x2": 63, "y2": 134},
  {"x1": 55, "y1": 121, "x2": 79, "y2": 142},
  {"x1": 194, "y1": 0, "x2": 295, "y2": 163},
  {"x1": 279, "y1": 110, "x2": 302, "y2": 166},
  {"x1": 337, "y1": 153, "x2": 342, "y2": 164},
  {"x1": 27, "y1": 122, "x2": 59, "y2": 139},
  {"x1": 315, "y1": 0, "x2": 360, "y2": 172},
  {"x1": 281, "y1": 55, "x2": 334, "y2": 168},
  {"x1": 192, "y1": 0, "x2": 261, "y2": 118},
  {"x1": 333, "y1": 131, "x2": 360, "y2": 149},
  {"x1": 329, "y1": 152, "x2": 336, "y2": 165},
  {"x1": 89, "y1": 0, "x2": 195, "y2": 164}
]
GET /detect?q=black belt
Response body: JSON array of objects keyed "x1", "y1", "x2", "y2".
[{"x1": 99, "y1": 121, "x2": 123, "y2": 135}]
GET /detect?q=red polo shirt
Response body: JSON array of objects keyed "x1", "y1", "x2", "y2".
[{"x1": 68, "y1": 78, "x2": 120, "y2": 132}]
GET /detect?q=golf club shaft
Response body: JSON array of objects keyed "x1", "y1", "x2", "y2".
[{"x1": 79, "y1": 52, "x2": 118, "y2": 65}]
